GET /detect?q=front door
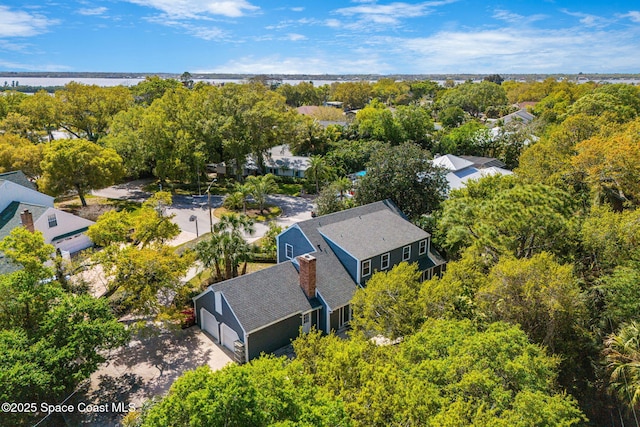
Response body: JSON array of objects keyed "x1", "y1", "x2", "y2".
[{"x1": 302, "y1": 312, "x2": 311, "y2": 333}]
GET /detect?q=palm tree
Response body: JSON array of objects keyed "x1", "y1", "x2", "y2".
[
  {"x1": 234, "y1": 182, "x2": 252, "y2": 214},
  {"x1": 306, "y1": 155, "x2": 331, "y2": 194},
  {"x1": 604, "y1": 321, "x2": 640, "y2": 409},
  {"x1": 246, "y1": 174, "x2": 278, "y2": 214},
  {"x1": 334, "y1": 177, "x2": 352, "y2": 201},
  {"x1": 198, "y1": 213, "x2": 255, "y2": 280}
]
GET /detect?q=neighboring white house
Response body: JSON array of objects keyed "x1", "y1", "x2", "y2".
[
  {"x1": 432, "y1": 154, "x2": 513, "y2": 192},
  {"x1": 216, "y1": 145, "x2": 311, "y2": 179},
  {"x1": 264, "y1": 145, "x2": 310, "y2": 178},
  {"x1": 0, "y1": 171, "x2": 95, "y2": 273}
]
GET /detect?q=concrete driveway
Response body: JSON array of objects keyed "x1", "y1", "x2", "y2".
[{"x1": 62, "y1": 326, "x2": 233, "y2": 427}]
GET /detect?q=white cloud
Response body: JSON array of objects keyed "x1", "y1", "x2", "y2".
[
  {"x1": 286, "y1": 33, "x2": 306, "y2": 41},
  {"x1": 493, "y1": 9, "x2": 545, "y2": 25},
  {"x1": 619, "y1": 11, "x2": 640, "y2": 23},
  {"x1": 197, "y1": 53, "x2": 390, "y2": 74},
  {"x1": 560, "y1": 9, "x2": 610, "y2": 28},
  {"x1": 0, "y1": 59, "x2": 70, "y2": 72},
  {"x1": 291, "y1": 7, "x2": 304, "y2": 12},
  {"x1": 0, "y1": 6, "x2": 57, "y2": 37},
  {"x1": 78, "y1": 7, "x2": 108, "y2": 16},
  {"x1": 125, "y1": 0, "x2": 259, "y2": 19},
  {"x1": 335, "y1": 0, "x2": 457, "y2": 26},
  {"x1": 146, "y1": 15, "x2": 227, "y2": 40},
  {"x1": 380, "y1": 24, "x2": 640, "y2": 73}
]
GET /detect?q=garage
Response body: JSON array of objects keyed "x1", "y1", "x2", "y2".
[
  {"x1": 200, "y1": 308, "x2": 219, "y2": 341},
  {"x1": 220, "y1": 323, "x2": 239, "y2": 351}
]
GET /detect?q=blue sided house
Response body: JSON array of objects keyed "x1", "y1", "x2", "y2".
[{"x1": 193, "y1": 199, "x2": 446, "y2": 363}]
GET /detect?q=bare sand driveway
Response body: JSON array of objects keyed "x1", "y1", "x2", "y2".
[{"x1": 51, "y1": 325, "x2": 233, "y2": 427}]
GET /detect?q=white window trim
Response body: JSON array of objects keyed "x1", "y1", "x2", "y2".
[
  {"x1": 285, "y1": 243, "x2": 293, "y2": 260},
  {"x1": 402, "y1": 245, "x2": 411, "y2": 261},
  {"x1": 419, "y1": 239, "x2": 427, "y2": 255},
  {"x1": 381, "y1": 252, "x2": 390, "y2": 270},
  {"x1": 362, "y1": 259, "x2": 371, "y2": 277},
  {"x1": 48, "y1": 214, "x2": 58, "y2": 228}
]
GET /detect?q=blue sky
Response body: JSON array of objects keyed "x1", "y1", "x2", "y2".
[{"x1": 1, "y1": 0, "x2": 639, "y2": 74}]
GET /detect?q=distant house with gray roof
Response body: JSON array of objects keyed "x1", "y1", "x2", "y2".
[
  {"x1": 193, "y1": 200, "x2": 445, "y2": 363},
  {"x1": 432, "y1": 154, "x2": 513, "y2": 192},
  {"x1": 0, "y1": 171, "x2": 95, "y2": 274}
]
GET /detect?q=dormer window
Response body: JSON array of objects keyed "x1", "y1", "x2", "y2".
[
  {"x1": 402, "y1": 245, "x2": 411, "y2": 261},
  {"x1": 48, "y1": 214, "x2": 58, "y2": 228},
  {"x1": 419, "y1": 239, "x2": 427, "y2": 255},
  {"x1": 362, "y1": 260, "x2": 371, "y2": 277}
]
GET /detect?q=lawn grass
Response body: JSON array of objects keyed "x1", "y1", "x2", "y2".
[{"x1": 55, "y1": 195, "x2": 142, "y2": 221}]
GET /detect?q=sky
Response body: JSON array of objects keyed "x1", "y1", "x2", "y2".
[{"x1": 1, "y1": 0, "x2": 639, "y2": 74}]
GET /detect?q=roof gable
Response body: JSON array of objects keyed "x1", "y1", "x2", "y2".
[
  {"x1": 212, "y1": 262, "x2": 313, "y2": 334},
  {"x1": 0, "y1": 170, "x2": 36, "y2": 191},
  {"x1": 432, "y1": 154, "x2": 474, "y2": 172}
]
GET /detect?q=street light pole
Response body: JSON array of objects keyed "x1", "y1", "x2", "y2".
[
  {"x1": 205, "y1": 178, "x2": 217, "y2": 234},
  {"x1": 189, "y1": 215, "x2": 199, "y2": 238}
]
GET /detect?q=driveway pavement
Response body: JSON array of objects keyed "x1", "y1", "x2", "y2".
[{"x1": 60, "y1": 326, "x2": 233, "y2": 427}]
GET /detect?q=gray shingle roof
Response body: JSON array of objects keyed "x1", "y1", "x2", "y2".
[
  {"x1": 0, "y1": 170, "x2": 36, "y2": 191},
  {"x1": 0, "y1": 202, "x2": 48, "y2": 241},
  {"x1": 318, "y1": 209, "x2": 430, "y2": 260},
  {"x1": 212, "y1": 262, "x2": 314, "y2": 334},
  {"x1": 296, "y1": 200, "x2": 411, "y2": 308}
]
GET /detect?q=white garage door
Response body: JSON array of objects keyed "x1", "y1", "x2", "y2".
[
  {"x1": 200, "y1": 308, "x2": 219, "y2": 340},
  {"x1": 221, "y1": 323, "x2": 239, "y2": 351}
]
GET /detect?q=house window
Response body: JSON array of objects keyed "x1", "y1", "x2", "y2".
[
  {"x1": 362, "y1": 260, "x2": 371, "y2": 277},
  {"x1": 47, "y1": 214, "x2": 57, "y2": 228},
  {"x1": 402, "y1": 245, "x2": 411, "y2": 261},
  {"x1": 421, "y1": 269, "x2": 433, "y2": 282},
  {"x1": 215, "y1": 292, "x2": 222, "y2": 315},
  {"x1": 285, "y1": 243, "x2": 293, "y2": 260},
  {"x1": 381, "y1": 253, "x2": 390, "y2": 270},
  {"x1": 419, "y1": 239, "x2": 427, "y2": 255}
]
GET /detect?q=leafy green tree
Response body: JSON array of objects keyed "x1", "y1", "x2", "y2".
[
  {"x1": 292, "y1": 320, "x2": 585, "y2": 427},
  {"x1": 260, "y1": 221, "x2": 282, "y2": 259},
  {"x1": 477, "y1": 252, "x2": 586, "y2": 354},
  {"x1": 18, "y1": 89, "x2": 60, "y2": 142},
  {"x1": 315, "y1": 179, "x2": 354, "y2": 216},
  {"x1": 599, "y1": 265, "x2": 640, "y2": 333},
  {"x1": 0, "y1": 227, "x2": 54, "y2": 277},
  {"x1": 0, "y1": 281, "x2": 127, "y2": 425},
  {"x1": 330, "y1": 81, "x2": 372, "y2": 110},
  {"x1": 39, "y1": 138, "x2": 124, "y2": 206},
  {"x1": 351, "y1": 262, "x2": 424, "y2": 340},
  {"x1": 355, "y1": 143, "x2": 448, "y2": 219},
  {"x1": 355, "y1": 100, "x2": 403, "y2": 144},
  {"x1": 55, "y1": 82, "x2": 133, "y2": 142},
  {"x1": 438, "y1": 178, "x2": 575, "y2": 261},
  {"x1": 246, "y1": 173, "x2": 277, "y2": 214},
  {"x1": 437, "y1": 80, "x2": 508, "y2": 117},
  {"x1": 437, "y1": 120, "x2": 485, "y2": 154},
  {"x1": 138, "y1": 357, "x2": 350, "y2": 427},
  {"x1": 0, "y1": 134, "x2": 42, "y2": 180},
  {"x1": 130, "y1": 75, "x2": 181, "y2": 105}
]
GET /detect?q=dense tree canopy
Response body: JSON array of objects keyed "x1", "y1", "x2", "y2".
[
  {"x1": 39, "y1": 138, "x2": 124, "y2": 206},
  {"x1": 355, "y1": 143, "x2": 448, "y2": 219}
]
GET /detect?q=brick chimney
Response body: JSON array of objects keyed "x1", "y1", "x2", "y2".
[
  {"x1": 20, "y1": 209, "x2": 34, "y2": 233},
  {"x1": 297, "y1": 254, "x2": 316, "y2": 299}
]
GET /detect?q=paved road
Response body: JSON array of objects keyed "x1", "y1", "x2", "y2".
[{"x1": 92, "y1": 182, "x2": 315, "y2": 247}]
